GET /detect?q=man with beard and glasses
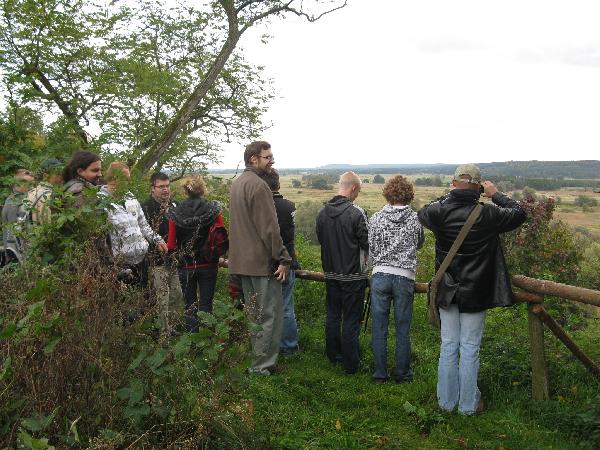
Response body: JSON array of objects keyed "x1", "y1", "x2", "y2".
[{"x1": 228, "y1": 141, "x2": 291, "y2": 375}]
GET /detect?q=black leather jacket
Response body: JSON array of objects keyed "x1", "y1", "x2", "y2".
[{"x1": 418, "y1": 189, "x2": 526, "y2": 312}]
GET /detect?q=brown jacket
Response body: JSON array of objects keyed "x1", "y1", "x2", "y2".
[{"x1": 228, "y1": 168, "x2": 291, "y2": 276}]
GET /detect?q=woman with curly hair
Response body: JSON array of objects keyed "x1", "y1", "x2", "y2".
[{"x1": 368, "y1": 175, "x2": 424, "y2": 383}]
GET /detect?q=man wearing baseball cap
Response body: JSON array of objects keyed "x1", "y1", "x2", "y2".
[{"x1": 418, "y1": 163, "x2": 526, "y2": 415}]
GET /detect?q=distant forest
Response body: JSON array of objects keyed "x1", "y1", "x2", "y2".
[
  {"x1": 211, "y1": 160, "x2": 600, "y2": 189},
  {"x1": 308, "y1": 160, "x2": 600, "y2": 179}
]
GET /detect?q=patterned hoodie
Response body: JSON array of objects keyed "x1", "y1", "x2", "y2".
[
  {"x1": 100, "y1": 187, "x2": 162, "y2": 265},
  {"x1": 368, "y1": 204, "x2": 424, "y2": 276}
]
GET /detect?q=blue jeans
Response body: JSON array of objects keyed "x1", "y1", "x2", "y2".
[
  {"x1": 438, "y1": 304, "x2": 486, "y2": 414},
  {"x1": 280, "y1": 269, "x2": 299, "y2": 353},
  {"x1": 370, "y1": 272, "x2": 415, "y2": 381},
  {"x1": 178, "y1": 266, "x2": 218, "y2": 332}
]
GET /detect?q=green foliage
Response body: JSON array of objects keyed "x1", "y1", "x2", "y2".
[
  {"x1": 574, "y1": 194, "x2": 598, "y2": 208},
  {"x1": 414, "y1": 175, "x2": 443, "y2": 186},
  {"x1": 310, "y1": 178, "x2": 333, "y2": 190},
  {"x1": 522, "y1": 186, "x2": 537, "y2": 200},
  {"x1": 294, "y1": 200, "x2": 324, "y2": 245},
  {"x1": 577, "y1": 241, "x2": 600, "y2": 290},
  {"x1": 291, "y1": 178, "x2": 302, "y2": 188},
  {"x1": 0, "y1": 0, "x2": 273, "y2": 174},
  {"x1": 244, "y1": 240, "x2": 599, "y2": 449},
  {"x1": 372, "y1": 174, "x2": 385, "y2": 184},
  {"x1": 503, "y1": 197, "x2": 582, "y2": 284}
]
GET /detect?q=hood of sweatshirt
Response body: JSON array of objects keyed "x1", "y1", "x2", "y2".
[
  {"x1": 324, "y1": 195, "x2": 353, "y2": 218},
  {"x1": 377, "y1": 204, "x2": 415, "y2": 224},
  {"x1": 168, "y1": 198, "x2": 221, "y2": 229}
]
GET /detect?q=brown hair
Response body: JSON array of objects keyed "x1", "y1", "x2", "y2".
[
  {"x1": 382, "y1": 175, "x2": 414, "y2": 205},
  {"x1": 260, "y1": 168, "x2": 280, "y2": 191},
  {"x1": 63, "y1": 151, "x2": 100, "y2": 182},
  {"x1": 244, "y1": 141, "x2": 270, "y2": 165},
  {"x1": 183, "y1": 175, "x2": 207, "y2": 198}
]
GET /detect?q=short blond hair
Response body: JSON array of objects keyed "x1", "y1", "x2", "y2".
[
  {"x1": 183, "y1": 175, "x2": 207, "y2": 198},
  {"x1": 339, "y1": 171, "x2": 361, "y2": 188},
  {"x1": 105, "y1": 161, "x2": 130, "y2": 182}
]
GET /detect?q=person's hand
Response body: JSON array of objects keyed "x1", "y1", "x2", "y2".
[
  {"x1": 274, "y1": 264, "x2": 289, "y2": 282},
  {"x1": 481, "y1": 181, "x2": 498, "y2": 198},
  {"x1": 157, "y1": 241, "x2": 168, "y2": 254}
]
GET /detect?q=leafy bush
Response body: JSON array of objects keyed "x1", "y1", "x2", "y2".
[
  {"x1": 373, "y1": 174, "x2": 385, "y2": 184},
  {"x1": 578, "y1": 241, "x2": 600, "y2": 290},
  {"x1": 503, "y1": 197, "x2": 582, "y2": 284},
  {"x1": 574, "y1": 195, "x2": 598, "y2": 208},
  {"x1": 310, "y1": 178, "x2": 333, "y2": 190},
  {"x1": 0, "y1": 191, "x2": 254, "y2": 447},
  {"x1": 295, "y1": 200, "x2": 324, "y2": 244}
]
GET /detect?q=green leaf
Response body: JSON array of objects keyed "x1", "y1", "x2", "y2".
[
  {"x1": 403, "y1": 401, "x2": 417, "y2": 414},
  {"x1": 21, "y1": 409, "x2": 58, "y2": 433},
  {"x1": 171, "y1": 334, "x2": 191, "y2": 358},
  {"x1": 43, "y1": 336, "x2": 62, "y2": 354},
  {"x1": 17, "y1": 429, "x2": 56, "y2": 450},
  {"x1": 123, "y1": 404, "x2": 150, "y2": 422},
  {"x1": 0, "y1": 323, "x2": 17, "y2": 339},
  {"x1": 17, "y1": 301, "x2": 45, "y2": 329},
  {"x1": 1, "y1": 356, "x2": 12, "y2": 381},
  {"x1": 128, "y1": 350, "x2": 147, "y2": 370},
  {"x1": 145, "y1": 348, "x2": 168, "y2": 371}
]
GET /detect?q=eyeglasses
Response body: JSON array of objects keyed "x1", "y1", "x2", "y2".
[
  {"x1": 153, "y1": 184, "x2": 170, "y2": 190},
  {"x1": 259, "y1": 155, "x2": 274, "y2": 161}
]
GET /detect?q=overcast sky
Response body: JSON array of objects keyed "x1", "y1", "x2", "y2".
[{"x1": 214, "y1": 0, "x2": 600, "y2": 169}]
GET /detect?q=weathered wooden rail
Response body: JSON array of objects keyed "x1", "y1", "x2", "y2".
[{"x1": 219, "y1": 260, "x2": 599, "y2": 400}]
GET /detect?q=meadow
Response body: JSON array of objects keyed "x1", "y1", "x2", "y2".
[
  {"x1": 241, "y1": 236, "x2": 600, "y2": 449},
  {"x1": 265, "y1": 173, "x2": 600, "y2": 238}
]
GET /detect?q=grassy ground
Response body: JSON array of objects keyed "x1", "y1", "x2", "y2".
[{"x1": 236, "y1": 238, "x2": 600, "y2": 449}]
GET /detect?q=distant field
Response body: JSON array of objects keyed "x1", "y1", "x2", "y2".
[{"x1": 211, "y1": 172, "x2": 600, "y2": 237}]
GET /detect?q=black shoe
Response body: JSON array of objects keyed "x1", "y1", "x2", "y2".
[
  {"x1": 372, "y1": 377, "x2": 388, "y2": 384},
  {"x1": 395, "y1": 377, "x2": 413, "y2": 384}
]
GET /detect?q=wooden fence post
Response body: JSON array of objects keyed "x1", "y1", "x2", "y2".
[{"x1": 528, "y1": 301, "x2": 549, "y2": 400}]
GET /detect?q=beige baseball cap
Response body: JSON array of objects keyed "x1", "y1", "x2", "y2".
[{"x1": 454, "y1": 163, "x2": 482, "y2": 184}]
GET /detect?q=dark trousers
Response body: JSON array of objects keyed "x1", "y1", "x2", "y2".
[
  {"x1": 178, "y1": 266, "x2": 218, "y2": 332},
  {"x1": 325, "y1": 279, "x2": 367, "y2": 374}
]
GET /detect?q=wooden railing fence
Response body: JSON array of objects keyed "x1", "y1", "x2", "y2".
[{"x1": 219, "y1": 260, "x2": 600, "y2": 400}]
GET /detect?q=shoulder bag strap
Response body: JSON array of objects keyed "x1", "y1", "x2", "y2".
[{"x1": 432, "y1": 203, "x2": 482, "y2": 284}]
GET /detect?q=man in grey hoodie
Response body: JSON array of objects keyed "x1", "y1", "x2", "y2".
[{"x1": 368, "y1": 175, "x2": 424, "y2": 383}]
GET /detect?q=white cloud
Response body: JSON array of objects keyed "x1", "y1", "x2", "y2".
[{"x1": 212, "y1": 0, "x2": 600, "y2": 168}]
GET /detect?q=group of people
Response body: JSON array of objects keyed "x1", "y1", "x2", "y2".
[{"x1": 1, "y1": 142, "x2": 527, "y2": 416}]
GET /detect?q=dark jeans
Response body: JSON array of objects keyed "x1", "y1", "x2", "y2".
[
  {"x1": 178, "y1": 266, "x2": 218, "y2": 332},
  {"x1": 325, "y1": 279, "x2": 367, "y2": 374}
]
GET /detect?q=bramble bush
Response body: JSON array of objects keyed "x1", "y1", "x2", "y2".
[
  {"x1": 0, "y1": 181, "x2": 254, "y2": 448},
  {"x1": 502, "y1": 196, "x2": 582, "y2": 284}
]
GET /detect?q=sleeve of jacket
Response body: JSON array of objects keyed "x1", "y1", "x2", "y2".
[
  {"x1": 356, "y1": 209, "x2": 369, "y2": 251},
  {"x1": 279, "y1": 201, "x2": 295, "y2": 249},
  {"x1": 418, "y1": 200, "x2": 441, "y2": 232},
  {"x1": 416, "y1": 220, "x2": 425, "y2": 250},
  {"x1": 315, "y1": 209, "x2": 323, "y2": 245},
  {"x1": 135, "y1": 199, "x2": 163, "y2": 243},
  {"x1": 250, "y1": 183, "x2": 291, "y2": 265},
  {"x1": 490, "y1": 192, "x2": 527, "y2": 233}
]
